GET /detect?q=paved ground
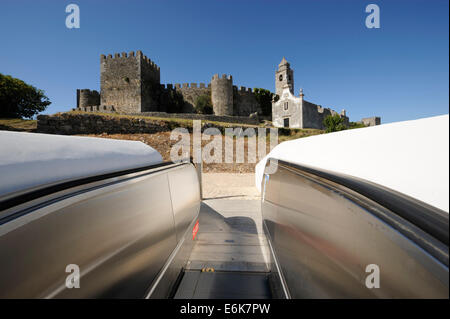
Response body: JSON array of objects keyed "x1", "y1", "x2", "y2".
[{"x1": 201, "y1": 173, "x2": 260, "y2": 200}]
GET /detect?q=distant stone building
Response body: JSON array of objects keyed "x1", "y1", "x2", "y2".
[
  {"x1": 76, "y1": 50, "x2": 261, "y2": 116},
  {"x1": 272, "y1": 58, "x2": 349, "y2": 129},
  {"x1": 361, "y1": 116, "x2": 381, "y2": 126}
]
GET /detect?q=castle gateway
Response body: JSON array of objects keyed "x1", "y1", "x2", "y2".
[{"x1": 272, "y1": 57, "x2": 348, "y2": 130}]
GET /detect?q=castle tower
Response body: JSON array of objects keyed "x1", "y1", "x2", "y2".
[
  {"x1": 100, "y1": 51, "x2": 160, "y2": 113},
  {"x1": 275, "y1": 57, "x2": 294, "y2": 96},
  {"x1": 211, "y1": 74, "x2": 233, "y2": 116},
  {"x1": 77, "y1": 89, "x2": 100, "y2": 109}
]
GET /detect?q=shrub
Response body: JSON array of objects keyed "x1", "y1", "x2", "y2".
[
  {"x1": 253, "y1": 88, "x2": 276, "y2": 116},
  {"x1": 195, "y1": 94, "x2": 213, "y2": 114},
  {"x1": 323, "y1": 114, "x2": 347, "y2": 133}
]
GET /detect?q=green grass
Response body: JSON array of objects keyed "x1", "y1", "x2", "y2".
[
  {"x1": 0, "y1": 118, "x2": 37, "y2": 132},
  {"x1": 348, "y1": 121, "x2": 368, "y2": 129},
  {"x1": 277, "y1": 127, "x2": 324, "y2": 142}
]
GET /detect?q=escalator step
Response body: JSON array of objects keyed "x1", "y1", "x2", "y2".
[{"x1": 174, "y1": 270, "x2": 272, "y2": 299}]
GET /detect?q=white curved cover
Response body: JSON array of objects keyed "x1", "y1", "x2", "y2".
[
  {"x1": 255, "y1": 115, "x2": 449, "y2": 213},
  {"x1": 0, "y1": 131, "x2": 163, "y2": 199}
]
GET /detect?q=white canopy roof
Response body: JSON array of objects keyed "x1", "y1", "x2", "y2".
[
  {"x1": 255, "y1": 115, "x2": 449, "y2": 213},
  {"x1": 0, "y1": 131, "x2": 163, "y2": 199}
]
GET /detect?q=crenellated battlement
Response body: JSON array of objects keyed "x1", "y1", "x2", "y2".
[
  {"x1": 233, "y1": 85, "x2": 256, "y2": 94},
  {"x1": 212, "y1": 74, "x2": 233, "y2": 81},
  {"x1": 100, "y1": 50, "x2": 160, "y2": 73},
  {"x1": 240, "y1": 86, "x2": 253, "y2": 93},
  {"x1": 78, "y1": 89, "x2": 99, "y2": 94},
  {"x1": 165, "y1": 82, "x2": 210, "y2": 90}
]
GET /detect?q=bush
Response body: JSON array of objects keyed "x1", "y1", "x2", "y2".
[
  {"x1": 323, "y1": 114, "x2": 347, "y2": 133},
  {"x1": 195, "y1": 94, "x2": 213, "y2": 114},
  {"x1": 349, "y1": 121, "x2": 367, "y2": 129},
  {"x1": 253, "y1": 88, "x2": 276, "y2": 116},
  {"x1": 0, "y1": 73, "x2": 51, "y2": 118}
]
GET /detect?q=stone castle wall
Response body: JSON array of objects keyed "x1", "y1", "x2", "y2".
[
  {"x1": 165, "y1": 83, "x2": 212, "y2": 113},
  {"x1": 302, "y1": 100, "x2": 335, "y2": 130},
  {"x1": 233, "y1": 86, "x2": 261, "y2": 116}
]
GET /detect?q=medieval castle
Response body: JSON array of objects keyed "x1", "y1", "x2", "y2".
[
  {"x1": 76, "y1": 50, "x2": 380, "y2": 129},
  {"x1": 76, "y1": 50, "x2": 261, "y2": 117}
]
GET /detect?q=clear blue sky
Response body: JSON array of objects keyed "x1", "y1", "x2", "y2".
[{"x1": 0, "y1": 0, "x2": 448, "y2": 123}]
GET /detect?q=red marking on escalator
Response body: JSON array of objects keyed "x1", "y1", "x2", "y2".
[{"x1": 192, "y1": 220, "x2": 199, "y2": 240}]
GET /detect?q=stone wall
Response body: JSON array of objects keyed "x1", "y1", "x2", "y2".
[
  {"x1": 134, "y1": 112, "x2": 259, "y2": 125},
  {"x1": 37, "y1": 112, "x2": 260, "y2": 136},
  {"x1": 73, "y1": 107, "x2": 259, "y2": 124},
  {"x1": 302, "y1": 100, "x2": 334, "y2": 130},
  {"x1": 166, "y1": 83, "x2": 211, "y2": 113},
  {"x1": 234, "y1": 86, "x2": 261, "y2": 116},
  {"x1": 37, "y1": 113, "x2": 170, "y2": 135}
]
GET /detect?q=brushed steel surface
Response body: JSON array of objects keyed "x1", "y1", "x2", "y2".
[
  {"x1": 261, "y1": 162, "x2": 449, "y2": 298},
  {"x1": 0, "y1": 163, "x2": 200, "y2": 298}
]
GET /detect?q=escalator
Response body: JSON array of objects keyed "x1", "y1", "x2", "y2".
[{"x1": 0, "y1": 131, "x2": 448, "y2": 298}]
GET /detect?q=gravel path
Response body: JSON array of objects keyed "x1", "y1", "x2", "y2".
[{"x1": 201, "y1": 173, "x2": 260, "y2": 200}]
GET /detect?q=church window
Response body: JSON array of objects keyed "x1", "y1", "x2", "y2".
[
  {"x1": 279, "y1": 74, "x2": 283, "y2": 81},
  {"x1": 284, "y1": 102, "x2": 288, "y2": 110}
]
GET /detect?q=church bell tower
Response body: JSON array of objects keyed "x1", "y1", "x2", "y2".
[{"x1": 275, "y1": 57, "x2": 294, "y2": 96}]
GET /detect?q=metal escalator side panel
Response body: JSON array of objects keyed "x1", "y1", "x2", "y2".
[
  {"x1": 261, "y1": 160, "x2": 449, "y2": 299},
  {"x1": 167, "y1": 164, "x2": 201, "y2": 244},
  {"x1": 146, "y1": 164, "x2": 201, "y2": 299},
  {"x1": 260, "y1": 168, "x2": 290, "y2": 299},
  {"x1": 0, "y1": 164, "x2": 191, "y2": 298}
]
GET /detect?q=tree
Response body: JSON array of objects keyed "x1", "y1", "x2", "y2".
[
  {"x1": 253, "y1": 88, "x2": 276, "y2": 116},
  {"x1": 0, "y1": 73, "x2": 51, "y2": 118},
  {"x1": 195, "y1": 94, "x2": 213, "y2": 114},
  {"x1": 323, "y1": 114, "x2": 347, "y2": 133}
]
